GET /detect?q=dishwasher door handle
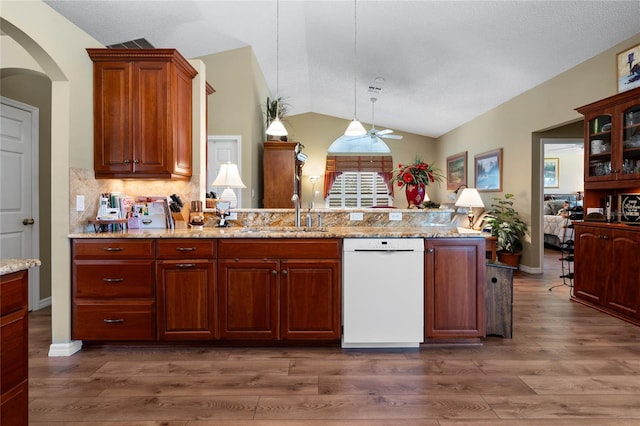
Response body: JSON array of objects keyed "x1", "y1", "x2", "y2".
[{"x1": 352, "y1": 249, "x2": 416, "y2": 253}]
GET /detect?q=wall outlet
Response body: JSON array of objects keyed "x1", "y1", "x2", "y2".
[
  {"x1": 389, "y1": 211, "x2": 402, "y2": 221},
  {"x1": 76, "y1": 195, "x2": 85, "y2": 212},
  {"x1": 350, "y1": 212, "x2": 364, "y2": 221},
  {"x1": 227, "y1": 212, "x2": 238, "y2": 220}
]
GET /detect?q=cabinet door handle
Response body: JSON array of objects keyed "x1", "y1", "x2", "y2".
[
  {"x1": 600, "y1": 235, "x2": 610, "y2": 240},
  {"x1": 103, "y1": 247, "x2": 124, "y2": 252},
  {"x1": 124, "y1": 159, "x2": 130, "y2": 164},
  {"x1": 281, "y1": 270, "x2": 288, "y2": 276},
  {"x1": 428, "y1": 248, "x2": 434, "y2": 254},
  {"x1": 176, "y1": 247, "x2": 196, "y2": 252},
  {"x1": 103, "y1": 319, "x2": 124, "y2": 324},
  {"x1": 176, "y1": 263, "x2": 196, "y2": 269},
  {"x1": 133, "y1": 159, "x2": 140, "y2": 164},
  {"x1": 271, "y1": 270, "x2": 278, "y2": 275},
  {"x1": 103, "y1": 278, "x2": 124, "y2": 283}
]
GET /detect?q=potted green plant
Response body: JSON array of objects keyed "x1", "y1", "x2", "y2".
[
  {"x1": 484, "y1": 193, "x2": 529, "y2": 267},
  {"x1": 264, "y1": 96, "x2": 289, "y2": 140}
]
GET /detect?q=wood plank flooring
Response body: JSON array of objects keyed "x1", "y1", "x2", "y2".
[{"x1": 27, "y1": 249, "x2": 640, "y2": 424}]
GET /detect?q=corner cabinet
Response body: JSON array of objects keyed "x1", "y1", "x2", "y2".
[
  {"x1": 87, "y1": 48, "x2": 197, "y2": 180},
  {"x1": 217, "y1": 239, "x2": 341, "y2": 341},
  {"x1": 424, "y1": 238, "x2": 485, "y2": 339},
  {"x1": 263, "y1": 141, "x2": 304, "y2": 208}
]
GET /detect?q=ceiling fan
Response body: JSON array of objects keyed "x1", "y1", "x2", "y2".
[{"x1": 367, "y1": 97, "x2": 403, "y2": 142}]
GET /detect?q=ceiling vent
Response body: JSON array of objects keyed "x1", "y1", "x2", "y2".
[{"x1": 106, "y1": 38, "x2": 154, "y2": 49}]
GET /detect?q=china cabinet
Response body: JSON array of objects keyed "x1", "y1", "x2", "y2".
[
  {"x1": 87, "y1": 48, "x2": 197, "y2": 179},
  {"x1": 263, "y1": 141, "x2": 305, "y2": 208},
  {"x1": 573, "y1": 87, "x2": 640, "y2": 326}
]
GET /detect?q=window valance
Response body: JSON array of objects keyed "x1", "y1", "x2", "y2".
[{"x1": 324, "y1": 155, "x2": 393, "y2": 197}]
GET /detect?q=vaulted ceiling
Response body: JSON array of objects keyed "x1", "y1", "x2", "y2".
[{"x1": 44, "y1": 0, "x2": 640, "y2": 137}]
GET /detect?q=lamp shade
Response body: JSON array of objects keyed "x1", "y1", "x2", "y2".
[
  {"x1": 344, "y1": 118, "x2": 367, "y2": 136},
  {"x1": 455, "y1": 188, "x2": 484, "y2": 208},
  {"x1": 212, "y1": 162, "x2": 246, "y2": 209},
  {"x1": 266, "y1": 116, "x2": 288, "y2": 137}
]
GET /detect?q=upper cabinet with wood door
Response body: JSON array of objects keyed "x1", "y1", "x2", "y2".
[
  {"x1": 577, "y1": 86, "x2": 640, "y2": 189},
  {"x1": 263, "y1": 141, "x2": 305, "y2": 207},
  {"x1": 87, "y1": 48, "x2": 197, "y2": 180}
]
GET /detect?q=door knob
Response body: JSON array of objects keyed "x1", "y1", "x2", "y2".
[{"x1": 23, "y1": 218, "x2": 35, "y2": 225}]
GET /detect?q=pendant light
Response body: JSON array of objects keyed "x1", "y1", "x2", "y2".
[
  {"x1": 266, "y1": 0, "x2": 288, "y2": 137},
  {"x1": 344, "y1": 0, "x2": 367, "y2": 136}
]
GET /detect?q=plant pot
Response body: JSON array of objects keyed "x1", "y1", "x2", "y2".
[{"x1": 497, "y1": 251, "x2": 521, "y2": 268}]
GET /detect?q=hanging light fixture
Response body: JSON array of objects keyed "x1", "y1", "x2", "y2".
[
  {"x1": 344, "y1": 0, "x2": 367, "y2": 136},
  {"x1": 266, "y1": 0, "x2": 288, "y2": 137}
]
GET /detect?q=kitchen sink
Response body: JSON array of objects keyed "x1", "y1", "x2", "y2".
[{"x1": 238, "y1": 226, "x2": 328, "y2": 233}]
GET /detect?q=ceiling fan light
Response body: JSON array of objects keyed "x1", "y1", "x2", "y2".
[
  {"x1": 266, "y1": 116, "x2": 288, "y2": 136},
  {"x1": 345, "y1": 118, "x2": 367, "y2": 136}
]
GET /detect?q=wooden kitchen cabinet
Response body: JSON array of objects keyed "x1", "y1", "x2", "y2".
[
  {"x1": 156, "y1": 239, "x2": 217, "y2": 340},
  {"x1": 87, "y1": 48, "x2": 197, "y2": 179},
  {"x1": 217, "y1": 239, "x2": 341, "y2": 341},
  {"x1": 1, "y1": 270, "x2": 29, "y2": 426},
  {"x1": 573, "y1": 223, "x2": 640, "y2": 322},
  {"x1": 263, "y1": 141, "x2": 304, "y2": 208},
  {"x1": 424, "y1": 238, "x2": 485, "y2": 339},
  {"x1": 72, "y1": 239, "x2": 156, "y2": 341}
]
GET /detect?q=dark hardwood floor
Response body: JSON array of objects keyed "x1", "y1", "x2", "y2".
[{"x1": 28, "y1": 249, "x2": 640, "y2": 424}]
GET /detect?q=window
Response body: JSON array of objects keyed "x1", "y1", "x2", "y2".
[{"x1": 327, "y1": 172, "x2": 392, "y2": 208}]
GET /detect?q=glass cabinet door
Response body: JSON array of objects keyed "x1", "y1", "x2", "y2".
[
  {"x1": 621, "y1": 105, "x2": 640, "y2": 178},
  {"x1": 586, "y1": 114, "x2": 612, "y2": 180}
]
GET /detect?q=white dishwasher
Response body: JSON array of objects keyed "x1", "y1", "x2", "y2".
[{"x1": 342, "y1": 238, "x2": 424, "y2": 348}]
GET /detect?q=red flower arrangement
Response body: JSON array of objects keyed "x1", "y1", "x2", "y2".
[{"x1": 390, "y1": 155, "x2": 443, "y2": 189}]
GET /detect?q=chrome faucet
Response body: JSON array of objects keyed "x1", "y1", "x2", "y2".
[{"x1": 291, "y1": 194, "x2": 301, "y2": 227}]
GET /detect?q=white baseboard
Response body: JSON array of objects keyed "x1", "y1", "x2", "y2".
[
  {"x1": 35, "y1": 296, "x2": 51, "y2": 310},
  {"x1": 519, "y1": 264, "x2": 542, "y2": 274},
  {"x1": 48, "y1": 340, "x2": 82, "y2": 357}
]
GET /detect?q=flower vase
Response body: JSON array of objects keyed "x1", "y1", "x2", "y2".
[{"x1": 405, "y1": 183, "x2": 426, "y2": 208}]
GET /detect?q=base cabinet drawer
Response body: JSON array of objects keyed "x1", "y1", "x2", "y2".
[
  {"x1": 73, "y1": 260, "x2": 155, "y2": 298},
  {"x1": 73, "y1": 302, "x2": 155, "y2": 341}
]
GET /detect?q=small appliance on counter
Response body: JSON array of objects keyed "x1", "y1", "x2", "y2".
[{"x1": 189, "y1": 200, "x2": 205, "y2": 229}]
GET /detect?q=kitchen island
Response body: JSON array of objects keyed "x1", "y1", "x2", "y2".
[{"x1": 69, "y1": 225, "x2": 486, "y2": 349}]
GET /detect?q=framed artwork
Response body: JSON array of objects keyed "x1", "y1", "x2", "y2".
[
  {"x1": 446, "y1": 151, "x2": 467, "y2": 190},
  {"x1": 544, "y1": 158, "x2": 560, "y2": 188},
  {"x1": 617, "y1": 43, "x2": 640, "y2": 92},
  {"x1": 474, "y1": 148, "x2": 502, "y2": 192}
]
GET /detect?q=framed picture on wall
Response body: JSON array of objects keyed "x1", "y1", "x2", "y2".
[
  {"x1": 474, "y1": 148, "x2": 502, "y2": 192},
  {"x1": 544, "y1": 158, "x2": 560, "y2": 188},
  {"x1": 617, "y1": 43, "x2": 640, "y2": 92},
  {"x1": 446, "y1": 151, "x2": 467, "y2": 190}
]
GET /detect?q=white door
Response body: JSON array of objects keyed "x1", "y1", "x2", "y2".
[
  {"x1": 207, "y1": 135, "x2": 242, "y2": 206},
  {"x1": 1, "y1": 97, "x2": 39, "y2": 310}
]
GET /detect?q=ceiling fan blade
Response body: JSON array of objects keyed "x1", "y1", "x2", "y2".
[
  {"x1": 375, "y1": 129, "x2": 393, "y2": 136},
  {"x1": 381, "y1": 134, "x2": 403, "y2": 140}
]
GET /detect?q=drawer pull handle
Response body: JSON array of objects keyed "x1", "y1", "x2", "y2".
[
  {"x1": 176, "y1": 247, "x2": 196, "y2": 252},
  {"x1": 176, "y1": 263, "x2": 196, "y2": 269},
  {"x1": 103, "y1": 318, "x2": 124, "y2": 324},
  {"x1": 103, "y1": 278, "x2": 124, "y2": 283},
  {"x1": 103, "y1": 247, "x2": 124, "y2": 252}
]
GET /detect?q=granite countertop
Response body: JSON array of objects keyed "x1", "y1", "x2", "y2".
[
  {"x1": 69, "y1": 226, "x2": 488, "y2": 239},
  {"x1": 0, "y1": 259, "x2": 42, "y2": 276}
]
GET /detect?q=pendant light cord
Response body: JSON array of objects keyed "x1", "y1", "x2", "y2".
[
  {"x1": 275, "y1": 0, "x2": 280, "y2": 114},
  {"x1": 352, "y1": 0, "x2": 357, "y2": 119}
]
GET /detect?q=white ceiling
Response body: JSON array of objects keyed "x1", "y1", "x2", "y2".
[{"x1": 44, "y1": 0, "x2": 640, "y2": 138}]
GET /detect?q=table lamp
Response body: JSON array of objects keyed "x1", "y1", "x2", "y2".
[
  {"x1": 455, "y1": 188, "x2": 484, "y2": 228},
  {"x1": 211, "y1": 162, "x2": 246, "y2": 209}
]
